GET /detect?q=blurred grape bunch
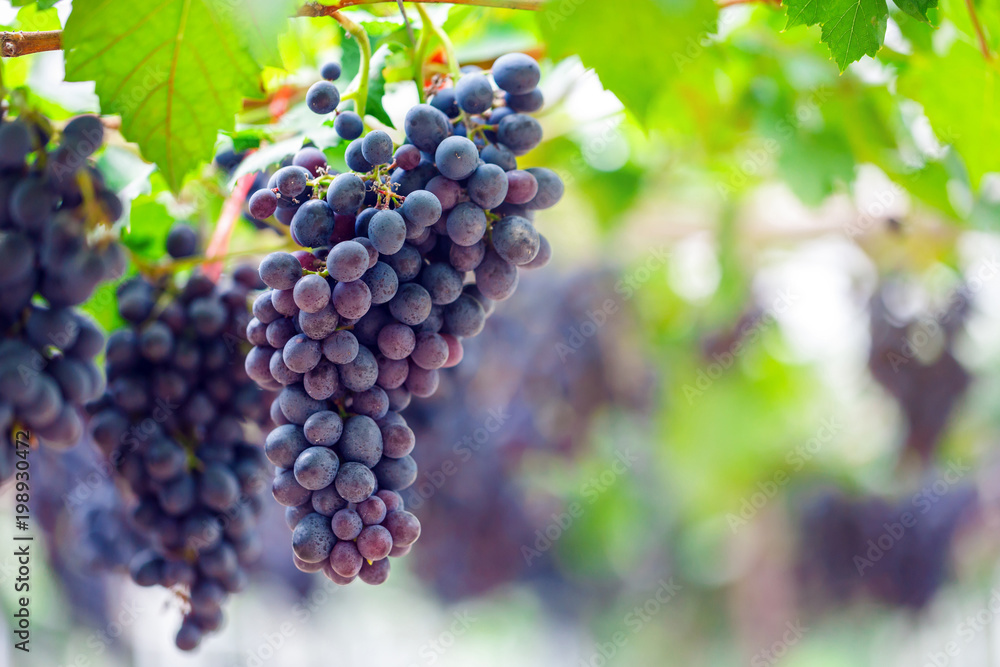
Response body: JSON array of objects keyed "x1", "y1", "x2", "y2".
[
  {"x1": 403, "y1": 269, "x2": 654, "y2": 601},
  {"x1": 868, "y1": 284, "x2": 971, "y2": 462},
  {"x1": 799, "y1": 483, "x2": 977, "y2": 610},
  {"x1": 29, "y1": 444, "x2": 147, "y2": 633}
]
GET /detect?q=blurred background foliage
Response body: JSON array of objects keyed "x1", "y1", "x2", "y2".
[{"x1": 3, "y1": 0, "x2": 1000, "y2": 665}]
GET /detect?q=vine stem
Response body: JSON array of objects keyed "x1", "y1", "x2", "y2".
[
  {"x1": 963, "y1": 0, "x2": 992, "y2": 60},
  {"x1": 331, "y1": 10, "x2": 372, "y2": 119},
  {"x1": 297, "y1": 0, "x2": 545, "y2": 14},
  {"x1": 413, "y1": 9, "x2": 433, "y2": 102},
  {"x1": 416, "y1": 4, "x2": 460, "y2": 79},
  {"x1": 0, "y1": 31, "x2": 61, "y2": 58},
  {"x1": 203, "y1": 172, "x2": 256, "y2": 282}
]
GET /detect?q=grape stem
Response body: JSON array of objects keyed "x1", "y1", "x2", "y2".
[
  {"x1": 0, "y1": 30, "x2": 61, "y2": 58},
  {"x1": 298, "y1": 0, "x2": 546, "y2": 14},
  {"x1": 963, "y1": 0, "x2": 992, "y2": 60},
  {"x1": 331, "y1": 10, "x2": 372, "y2": 120},
  {"x1": 415, "y1": 4, "x2": 461, "y2": 80},
  {"x1": 203, "y1": 173, "x2": 257, "y2": 282}
]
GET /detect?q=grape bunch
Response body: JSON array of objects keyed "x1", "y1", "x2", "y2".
[
  {"x1": 241, "y1": 53, "x2": 561, "y2": 584},
  {"x1": 799, "y1": 485, "x2": 977, "y2": 610},
  {"x1": 0, "y1": 113, "x2": 125, "y2": 481},
  {"x1": 86, "y1": 264, "x2": 274, "y2": 650}
]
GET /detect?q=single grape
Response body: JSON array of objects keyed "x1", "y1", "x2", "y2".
[
  {"x1": 362, "y1": 130, "x2": 394, "y2": 166},
  {"x1": 492, "y1": 53, "x2": 541, "y2": 95},
  {"x1": 326, "y1": 173, "x2": 367, "y2": 215},
  {"x1": 404, "y1": 104, "x2": 451, "y2": 153},
  {"x1": 492, "y1": 215, "x2": 540, "y2": 266},
  {"x1": 467, "y1": 163, "x2": 509, "y2": 209},
  {"x1": 249, "y1": 189, "x2": 278, "y2": 220},
  {"x1": 506, "y1": 88, "x2": 544, "y2": 113},
  {"x1": 166, "y1": 224, "x2": 199, "y2": 258},
  {"x1": 401, "y1": 189, "x2": 442, "y2": 227},
  {"x1": 446, "y1": 203, "x2": 487, "y2": 247},
  {"x1": 497, "y1": 114, "x2": 543, "y2": 155},
  {"x1": 434, "y1": 136, "x2": 480, "y2": 181},
  {"x1": 334, "y1": 112, "x2": 364, "y2": 141},
  {"x1": 454, "y1": 73, "x2": 494, "y2": 114},
  {"x1": 393, "y1": 144, "x2": 421, "y2": 170},
  {"x1": 306, "y1": 81, "x2": 341, "y2": 115},
  {"x1": 321, "y1": 62, "x2": 342, "y2": 81},
  {"x1": 368, "y1": 209, "x2": 406, "y2": 255},
  {"x1": 290, "y1": 199, "x2": 336, "y2": 249}
]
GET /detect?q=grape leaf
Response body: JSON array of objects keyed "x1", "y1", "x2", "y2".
[
  {"x1": 784, "y1": 0, "x2": 823, "y2": 29},
  {"x1": 63, "y1": 0, "x2": 295, "y2": 192},
  {"x1": 898, "y1": 41, "x2": 1000, "y2": 189},
  {"x1": 891, "y1": 0, "x2": 937, "y2": 22},
  {"x1": 540, "y1": 0, "x2": 718, "y2": 125},
  {"x1": 820, "y1": 0, "x2": 888, "y2": 70}
]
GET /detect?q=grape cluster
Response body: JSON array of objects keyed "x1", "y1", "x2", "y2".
[
  {"x1": 87, "y1": 265, "x2": 273, "y2": 650},
  {"x1": 241, "y1": 54, "x2": 560, "y2": 583},
  {"x1": 0, "y1": 113, "x2": 125, "y2": 481},
  {"x1": 799, "y1": 486, "x2": 977, "y2": 610}
]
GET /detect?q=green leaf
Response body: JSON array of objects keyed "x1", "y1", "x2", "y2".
[
  {"x1": 63, "y1": 0, "x2": 294, "y2": 192},
  {"x1": 819, "y1": 0, "x2": 888, "y2": 70},
  {"x1": 15, "y1": 3, "x2": 60, "y2": 30},
  {"x1": 120, "y1": 197, "x2": 176, "y2": 262},
  {"x1": 784, "y1": 0, "x2": 823, "y2": 29},
  {"x1": 363, "y1": 44, "x2": 394, "y2": 128},
  {"x1": 890, "y1": 0, "x2": 937, "y2": 22},
  {"x1": 777, "y1": 128, "x2": 855, "y2": 205},
  {"x1": 898, "y1": 40, "x2": 1000, "y2": 189},
  {"x1": 540, "y1": 0, "x2": 718, "y2": 125}
]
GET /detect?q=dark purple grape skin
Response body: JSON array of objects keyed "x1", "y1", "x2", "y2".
[
  {"x1": 362, "y1": 130, "x2": 394, "y2": 166},
  {"x1": 435, "y1": 136, "x2": 480, "y2": 181},
  {"x1": 293, "y1": 146, "x2": 328, "y2": 176},
  {"x1": 492, "y1": 53, "x2": 541, "y2": 94},
  {"x1": 306, "y1": 81, "x2": 341, "y2": 115},
  {"x1": 291, "y1": 512, "x2": 336, "y2": 562},
  {"x1": 259, "y1": 252, "x2": 303, "y2": 290},
  {"x1": 335, "y1": 112, "x2": 364, "y2": 141},
  {"x1": 454, "y1": 73, "x2": 494, "y2": 114},
  {"x1": 404, "y1": 104, "x2": 452, "y2": 153},
  {"x1": 303, "y1": 410, "x2": 344, "y2": 446},
  {"x1": 293, "y1": 446, "x2": 341, "y2": 491},
  {"x1": 321, "y1": 62, "x2": 342, "y2": 81},
  {"x1": 327, "y1": 173, "x2": 367, "y2": 215},
  {"x1": 361, "y1": 261, "x2": 399, "y2": 305},
  {"x1": 327, "y1": 240, "x2": 370, "y2": 283},
  {"x1": 389, "y1": 283, "x2": 433, "y2": 327},
  {"x1": 332, "y1": 509, "x2": 363, "y2": 540},
  {"x1": 491, "y1": 215, "x2": 540, "y2": 266},
  {"x1": 335, "y1": 461, "x2": 376, "y2": 503},
  {"x1": 322, "y1": 330, "x2": 359, "y2": 365},
  {"x1": 368, "y1": 210, "x2": 407, "y2": 255},
  {"x1": 393, "y1": 144, "x2": 421, "y2": 170},
  {"x1": 446, "y1": 203, "x2": 487, "y2": 247},
  {"x1": 524, "y1": 167, "x2": 564, "y2": 210}
]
